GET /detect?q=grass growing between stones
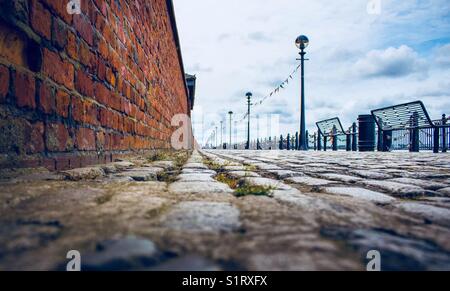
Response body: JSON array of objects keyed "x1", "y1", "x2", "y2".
[
  {"x1": 157, "y1": 171, "x2": 178, "y2": 183},
  {"x1": 147, "y1": 151, "x2": 171, "y2": 162},
  {"x1": 147, "y1": 150, "x2": 190, "y2": 165},
  {"x1": 155, "y1": 150, "x2": 191, "y2": 183},
  {"x1": 244, "y1": 165, "x2": 257, "y2": 172},
  {"x1": 172, "y1": 151, "x2": 191, "y2": 168},
  {"x1": 202, "y1": 154, "x2": 273, "y2": 197},
  {"x1": 203, "y1": 158, "x2": 223, "y2": 172},
  {"x1": 216, "y1": 173, "x2": 239, "y2": 189},
  {"x1": 216, "y1": 173, "x2": 274, "y2": 198},
  {"x1": 234, "y1": 181, "x2": 274, "y2": 198}
]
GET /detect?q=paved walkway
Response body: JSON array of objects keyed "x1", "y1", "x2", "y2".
[{"x1": 0, "y1": 150, "x2": 449, "y2": 270}]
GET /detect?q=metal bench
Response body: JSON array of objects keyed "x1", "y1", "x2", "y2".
[
  {"x1": 371, "y1": 101, "x2": 447, "y2": 153},
  {"x1": 316, "y1": 117, "x2": 357, "y2": 151}
]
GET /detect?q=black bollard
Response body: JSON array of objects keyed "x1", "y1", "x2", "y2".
[
  {"x1": 358, "y1": 115, "x2": 376, "y2": 152},
  {"x1": 410, "y1": 112, "x2": 420, "y2": 152}
]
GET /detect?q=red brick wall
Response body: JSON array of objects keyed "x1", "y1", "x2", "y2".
[{"x1": 0, "y1": 0, "x2": 190, "y2": 170}]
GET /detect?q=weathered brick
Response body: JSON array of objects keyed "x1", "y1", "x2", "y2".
[
  {"x1": 109, "y1": 92, "x2": 121, "y2": 111},
  {"x1": 38, "y1": 80, "x2": 55, "y2": 114},
  {"x1": 71, "y1": 96, "x2": 83, "y2": 123},
  {"x1": 84, "y1": 101, "x2": 99, "y2": 126},
  {"x1": 67, "y1": 31, "x2": 78, "y2": 60},
  {"x1": 52, "y1": 16, "x2": 68, "y2": 49},
  {"x1": 30, "y1": 0, "x2": 51, "y2": 39},
  {"x1": 55, "y1": 156, "x2": 71, "y2": 171},
  {"x1": 0, "y1": 22, "x2": 28, "y2": 67},
  {"x1": 27, "y1": 122, "x2": 45, "y2": 153},
  {"x1": 71, "y1": 96, "x2": 98, "y2": 125},
  {"x1": 0, "y1": 117, "x2": 30, "y2": 154},
  {"x1": 45, "y1": 122, "x2": 73, "y2": 152},
  {"x1": 97, "y1": 59, "x2": 107, "y2": 81},
  {"x1": 42, "y1": 49, "x2": 74, "y2": 89},
  {"x1": 99, "y1": 107, "x2": 110, "y2": 127},
  {"x1": 14, "y1": 69, "x2": 36, "y2": 109},
  {"x1": 79, "y1": 41, "x2": 95, "y2": 69},
  {"x1": 106, "y1": 67, "x2": 116, "y2": 87},
  {"x1": 0, "y1": 65, "x2": 9, "y2": 102},
  {"x1": 41, "y1": 157, "x2": 56, "y2": 171},
  {"x1": 40, "y1": 0, "x2": 73, "y2": 24},
  {"x1": 94, "y1": 82, "x2": 109, "y2": 105},
  {"x1": 96, "y1": 130, "x2": 105, "y2": 151},
  {"x1": 73, "y1": 14, "x2": 94, "y2": 46},
  {"x1": 76, "y1": 70, "x2": 94, "y2": 97},
  {"x1": 56, "y1": 89, "x2": 70, "y2": 118},
  {"x1": 75, "y1": 127, "x2": 96, "y2": 150},
  {"x1": 97, "y1": 37, "x2": 109, "y2": 60}
]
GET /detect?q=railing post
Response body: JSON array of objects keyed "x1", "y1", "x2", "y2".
[
  {"x1": 295, "y1": 132, "x2": 299, "y2": 150},
  {"x1": 382, "y1": 130, "x2": 392, "y2": 152},
  {"x1": 351, "y1": 122, "x2": 357, "y2": 151},
  {"x1": 442, "y1": 114, "x2": 447, "y2": 153},
  {"x1": 332, "y1": 126, "x2": 338, "y2": 151},
  {"x1": 323, "y1": 134, "x2": 327, "y2": 151},
  {"x1": 317, "y1": 132, "x2": 322, "y2": 151},
  {"x1": 314, "y1": 132, "x2": 317, "y2": 151},
  {"x1": 377, "y1": 124, "x2": 383, "y2": 152},
  {"x1": 305, "y1": 130, "x2": 309, "y2": 151},
  {"x1": 346, "y1": 134, "x2": 351, "y2": 151},
  {"x1": 287, "y1": 134, "x2": 291, "y2": 150},
  {"x1": 433, "y1": 126, "x2": 440, "y2": 153}
]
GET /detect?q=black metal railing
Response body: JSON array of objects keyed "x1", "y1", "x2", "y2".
[{"x1": 230, "y1": 115, "x2": 449, "y2": 153}]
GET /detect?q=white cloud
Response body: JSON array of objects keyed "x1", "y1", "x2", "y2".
[
  {"x1": 433, "y1": 44, "x2": 450, "y2": 67},
  {"x1": 353, "y1": 45, "x2": 426, "y2": 78}
]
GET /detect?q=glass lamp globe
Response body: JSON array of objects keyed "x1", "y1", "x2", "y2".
[{"x1": 295, "y1": 35, "x2": 309, "y2": 50}]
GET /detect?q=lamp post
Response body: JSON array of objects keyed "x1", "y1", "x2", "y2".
[
  {"x1": 228, "y1": 111, "x2": 233, "y2": 149},
  {"x1": 220, "y1": 120, "x2": 223, "y2": 148},
  {"x1": 234, "y1": 120, "x2": 238, "y2": 149},
  {"x1": 245, "y1": 92, "x2": 252, "y2": 149},
  {"x1": 295, "y1": 35, "x2": 309, "y2": 150},
  {"x1": 215, "y1": 126, "x2": 218, "y2": 148}
]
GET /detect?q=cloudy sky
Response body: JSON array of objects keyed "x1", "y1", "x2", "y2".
[{"x1": 173, "y1": 0, "x2": 450, "y2": 145}]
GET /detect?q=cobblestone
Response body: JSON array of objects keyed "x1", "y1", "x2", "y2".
[
  {"x1": 322, "y1": 187, "x2": 395, "y2": 204},
  {"x1": 0, "y1": 150, "x2": 449, "y2": 271},
  {"x1": 286, "y1": 176, "x2": 334, "y2": 186}
]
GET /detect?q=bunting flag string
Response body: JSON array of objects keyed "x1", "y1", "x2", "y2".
[{"x1": 236, "y1": 64, "x2": 301, "y2": 122}]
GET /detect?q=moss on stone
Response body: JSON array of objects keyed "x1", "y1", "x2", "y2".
[{"x1": 234, "y1": 182, "x2": 274, "y2": 198}]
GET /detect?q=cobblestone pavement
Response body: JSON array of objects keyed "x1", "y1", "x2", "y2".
[{"x1": 0, "y1": 150, "x2": 449, "y2": 271}]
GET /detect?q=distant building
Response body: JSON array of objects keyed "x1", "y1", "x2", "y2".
[{"x1": 185, "y1": 74, "x2": 197, "y2": 112}]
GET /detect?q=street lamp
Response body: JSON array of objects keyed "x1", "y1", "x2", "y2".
[
  {"x1": 215, "y1": 126, "x2": 218, "y2": 148},
  {"x1": 295, "y1": 35, "x2": 309, "y2": 150},
  {"x1": 245, "y1": 92, "x2": 252, "y2": 149},
  {"x1": 228, "y1": 111, "x2": 233, "y2": 149},
  {"x1": 220, "y1": 120, "x2": 223, "y2": 148}
]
